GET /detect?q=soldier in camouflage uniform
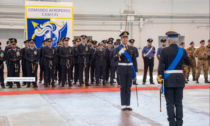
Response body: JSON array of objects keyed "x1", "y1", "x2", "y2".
[
  {"x1": 180, "y1": 42, "x2": 188, "y2": 83},
  {"x1": 186, "y1": 41, "x2": 196, "y2": 81},
  {"x1": 206, "y1": 39, "x2": 210, "y2": 81},
  {"x1": 194, "y1": 40, "x2": 210, "y2": 83}
]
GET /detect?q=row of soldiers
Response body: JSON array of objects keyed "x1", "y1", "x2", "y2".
[{"x1": 0, "y1": 35, "x2": 139, "y2": 88}]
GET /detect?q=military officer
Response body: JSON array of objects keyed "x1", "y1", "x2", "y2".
[
  {"x1": 76, "y1": 35, "x2": 91, "y2": 86},
  {"x1": 7, "y1": 38, "x2": 22, "y2": 88},
  {"x1": 186, "y1": 41, "x2": 196, "y2": 81},
  {"x1": 87, "y1": 39, "x2": 92, "y2": 47},
  {"x1": 42, "y1": 38, "x2": 57, "y2": 87},
  {"x1": 206, "y1": 39, "x2": 210, "y2": 80},
  {"x1": 156, "y1": 38, "x2": 167, "y2": 60},
  {"x1": 113, "y1": 31, "x2": 137, "y2": 111},
  {"x1": 54, "y1": 41, "x2": 61, "y2": 83},
  {"x1": 110, "y1": 41, "x2": 120, "y2": 85},
  {"x1": 5, "y1": 39, "x2": 12, "y2": 86},
  {"x1": 0, "y1": 42, "x2": 5, "y2": 88},
  {"x1": 142, "y1": 38, "x2": 155, "y2": 84},
  {"x1": 92, "y1": 42, "x2": 107, "y2": 86},
  {"x1": 194, "y1": 40, "x2": 210, "y2": 83},
  {"x1": 21, "y1": 40, "x2": 28, "y2": 86},
  {"x1": 59, "y1": 37, "x2": 73, "y2": 87},
  {"x1": 102, "y1": 40, "x2": 107, "y2": 49},
  {"x1": 158, "y1": 31, "x2": 190, "y2": 126},
  {"x1": 104, "y1": 39, "x2": 113, "y2": 83},
  {"x1": 70, "y1": 40, "x2": 76, "y2": 81},
  {"x1": 180, "y1": 42, "x2": 188, "y2": 83},
  {"x1": 39, "y1": 40, "x2": 45, "y2": 84},
  {"x1": 57, "y1": 38, "x2": 64, "y2": 84},
  {"x1": 73, "y1": 38, "x2": 80, "y2": 84},
  {"x1": 90, "y1": 40, "x2": 98, "y2": 84},
  {"x1": 25, "y1": 39, "x2": 39, "y2": 88},
  {"x1": 128, "y1": 39, "x2": 139, "y2": 85}
]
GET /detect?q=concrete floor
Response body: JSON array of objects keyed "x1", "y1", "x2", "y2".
[{"x1": 0, "y1": 89, "x2": 209, "y2": 126}]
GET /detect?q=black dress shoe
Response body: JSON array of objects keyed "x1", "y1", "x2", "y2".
[
  {"x1": 33, "y1": 85, "x2": 38, "y2": 88},
  {"x1": 61, "y1": 85, "x2": 65, "y2": 87},
  {"x1": 52, "y1": 85, "x2": 56, "y2": 87},
  {"x1": 142, "y1": 82, "x2": 146, "y2": 85},
  {"x1": 85, "y1": 83, "x2": 91, "y2": 86},
  {"x1": 185, "y1": 80, "x2": 188, "y2": 84},
  {"x1": 187, "y1": 78, "x2": 189, "y2": 81},
  {"x1": 150, "y1": 82, "x2": 155, "y2": 84},
  {"x1": 110, "y1": 83, "x2": 113, "y2": 85},
  {"x1": 1, "y1": 86, "x2": 5, "y2": 89},
  {"x1": 205, "y1": 79, "x2": 210, "y2": 83},
  {"x1": 196, "y1": 79, "x2": 199, "y2": 83},
  {"x1": 26, "y1": 86, "x2": 30, "y2": 88},
  {"x1": 126, "y1": 107, "x2": 132, "y2": 111},
  {"x1": 103, "y1": 82, "x2": 106, "y2": 85},
  {"x1": 121, "y1": 108, "x2": 127, "y2": 111},
  {"x1": 90, "y1": 82, "x2": 93, "y2": 84},
  {"x1": 44, "y1": 85, "x2": 48, "y2": 87},
  {"x1": 17, "y1": 86, "x2": 21, "y2": 88},
  {"x1": 113, "y1": 81, "x2": 116, "y2": 83},
  {"x1": 78, "y1": 83, "x2": 82, "y2": 86},
  {"x1": 9, "y1": 86, "x2": 12, "y2": 88},
  {"x1": 96, "y1": 84, "x2": 99, "y2": 86}
]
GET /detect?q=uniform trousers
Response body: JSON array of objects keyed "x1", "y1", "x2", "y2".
[
  {"x1": 26, "y1": 64, "x2": 38, "y2": 87},
  {"x1": 78, "y1": 63, "x2": 90, "y2": 84},
  {"x1": 90, "y1": 64, "x2": 95, "y2": 83},
  {"x1": 8, "y1": 66, "x2": 21, "y2": 87},
  {"x1": 74, "y1": 63, "x2": 79, "y2": 83},
  {"x1": 0, "y1": 64, "x2": 4, "y2": 87},
  {"x1": 44, "y1": 65, "x2": 55, "y2": 86},
  {"x1": 165, "y1": 87, "x2": 183, "y2": 126},
  {"x1": 39, "y1": 65, "x2": 44, "y2": 81},
  {"x1": 95, "y1": 66, "x2": 105, "y2": 84},
  {"x1": 61, "y1": 65, "x2": 72, "y2": 85},
  {"x1": 143, "y1": 57, "x2": 154, "y2": 82}
]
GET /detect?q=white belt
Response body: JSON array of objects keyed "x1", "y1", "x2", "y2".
[
  {"x1": 118, "y1": 63, "x2": 133, "y2": 66},
  {"x1": 164, "y1": 70, "x2": 183, "y2": 73}
]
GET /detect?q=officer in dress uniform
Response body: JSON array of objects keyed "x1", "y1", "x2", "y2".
[
  {"x1": 114, "y1": 31, "x2": 137, "y2": 111},
  {"x1": 128, "y1": 39, "x2": 139, "y2": 85},
  {"x1": 102, "y1": 40, "x2": 107, "y2": 49},
  {"x1": 194, "y1": 40, "x2": 210, "y2": 83},
  {"x1": 57, "y1": 38, "x2": 64, "y2": 84},
  {"x1": 142, "y1": 38, "x2": 155, "y2": 84},
  {"x1": 90, "y1": 40, "x2": 98, "y2": 84},
  {"x1": 205, "y1": 39, "x2": 210, "y2": 81},
  {"x1": 92, "y1": 42, "x2": 107, "y2": 86},
  {"x1": 76, "y1": 35, "x2": 91, "y2": 86},
  {"x1": 180, "y1": 42, "x2": 188, "y2": 83},
  {"x1": 5, "y1": 39, "x2": 12, "y2": 86},
  {"x1": 21, "y1": 40, "x2": 28, "y2": 86},
  {"x1": 110, "y1": 41, "x2": 120, "y2": 85},
  {"x1": 25, "y1": 39, "x2": 39, "y2": 88},
  {"x1": 73, "y1": 38, "x2": 80, "y2": 84},
  {"x1": 0, "y1": 42, "x2": 6, "y2": 88},
  {"x1": 39, "y1": 40, "x2": 45, "y2": 84},
  {"x1": 42, "y1": 38, "x2": 57, "y2": 87},
  {"x1": 158, "y1": 31, "x2": 190, "y2": 126},
  {"x1": 104, "y1": 39, "x2": 113, "y2": 83},
  {"x1": 55, "y1": 41, "x2": 61, "y2": 83},
  {"x1": 7, "y1": 38, "x2": 22, "y2": 88},
  {"x1": 59, "y1": 37, "x2": 73, "y2": 87},
  {"x1": 186, "y1": 41, "x2": 196, "y2": 81},
  {"x1": 156, "y1": 39, "x2": 166, "y2": 60},
  {"x1": 70, "y1": 40, "x2": 76, "y2": 81}
]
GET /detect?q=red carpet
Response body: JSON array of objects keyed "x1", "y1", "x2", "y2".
[{"x1": 0, "y1": 85, "x2": 209, "y2": 96}]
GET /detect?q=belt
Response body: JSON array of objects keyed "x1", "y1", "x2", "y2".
[
  {"x1": 198, "y1": 58, "x2": 207, "y2": 60},
  {"x1": 118, "y1": 63, "x2": 133, "y2": 66},
  {"x1": 144, "y1": 57, "x2": 153, "y2": 59},
  {"x1": 164, "y1": 70, "x2": 183, "y2": 73}
]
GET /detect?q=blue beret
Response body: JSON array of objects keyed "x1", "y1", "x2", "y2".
[
  {"x1": 200, "y1": 40, "x2": 205, "y2": 43},
  {"x1": 190, "y1": 41, "x2": 194, "y2": 45}
]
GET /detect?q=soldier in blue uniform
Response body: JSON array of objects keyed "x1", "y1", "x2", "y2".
[
  {"x1": 25, "y1": 39, "x2": 39, "y2": 88},
  {"x1": 156, "y1": 38, "x2": 166, "y2": 60},
  {"x1": 92, "y1": 42, "x2": 107, "y2": 86},
  {"x1": 57, "y1": 38, "x2": 64, "y2": 85},
  {"x1": 5, "y1": 39, "x2": 12, "y2": 86},
  {"x1": 90, "y1": 40, "x2": 98, "y2": 84},
  {"x1": 0, "y1": 42, "x2": 6, "y2": 88},
  {"x1": 70, "y1": 40, "x2": 76, "y2": 82},
  {"x1": 158, "y1": 31, "x2": 190, "y2": 126},
  {"x1": 104, "y1": 39, "x2": 113, "y2": 83},
  {"x1": 142, "y1": 39, "x2": 155, "y2": 84},
  {"x1": 76, "y1": 35, "x2": 91, "y2": 86},
  {"x1": 21, "y1": 40, "x2": 29, "y2": 86},
  {"x1": 59, "y1": 37, "x2": 74, "y2": 87},
  {"x1": 73, "y1": 38, "x2": 80, "y2": 84},
  {"x1": 110, "y1": 41, "x2": 120, "y2": 85},
  {"x1": 128, "y1": 39, "x2": 139, "y2": 85},
  {"x1": 114, "y1": 31, "x2": 137, "y2": 111},
  {"x1": 39, "y1": 40, "x2": 45, "y2": 84},
  {"x1": 42, "y1": 38, "x2": 57, "y2": 87},
  {"x1": 7, "y1": 38, "x2": 22, "y2": 88},
  {"x1": 102, "y1": 40, "x2": 107, "y2": 49}
]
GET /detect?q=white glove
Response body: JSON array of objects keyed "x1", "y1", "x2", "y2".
[
  {"x1": 158, "y1": 84, "x2": 162, "y2": 89},
  {"x1": 119, "y1": 49, "x2": 125, "y2": 55}
]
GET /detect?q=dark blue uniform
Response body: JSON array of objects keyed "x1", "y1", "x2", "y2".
[
  {"x1": 72, "y1": 45, "x2": 79, "y2": 84},
  {"x1": 104, "y1": 47, "x2": 112, "y2": 82},
  {"x1": 21, "y1": 46, "x2": 28, "y2": 86},
  {"x1": 0, "y1": 49, "x2": 5, "y2": 88},
  {"x1": 142, "y1": 44, "x2": 155, "y2": 84},
  {"x1": 39, "y1": 45, "x2": 45, "y2": 83},
  {"x1": 110, "y1": 48, "x2": 120, "y2": 85},
  {"x1": 90, "y1": 47, "x2": 97, "y2": 83},
  {"x1": 25, "y1": 47, "x2": 39, "y2": 87}
]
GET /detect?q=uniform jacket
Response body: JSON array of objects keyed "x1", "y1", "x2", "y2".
[
  {"x1": 76, "y1": 43, "x2": 91, "y2": 63},
  {"x1": 25, "y1": 47, "x2": 39, "y2": 67},
  {"x1": 42, "y1": 46, "x2": 57, "y2": 66},
  {"x1": 59, "y1": 46, "x2": 74, "y2": 65},
  {"x1": 110, "y1": 48, "x2": 118, "y2": 66},
  {"x1": 205, "y1": 45, "x2": 210, "y2": 60},
  {"x1": 103, "y1": 47, "x2": 112, "y2": 66},
  {"x1": 194, "y1": 47, "x2": 209, "y2": 59},
  {"x1": 92, "y1": 49, "x2": 107, "y2": 66},
  {"x1": 0, "y1": 49, "x2": 5, "y2": 68},
  {"x1": 4, "y1": 45, "x2": 12, "y2": 64},
  {"x1": 73, "y1": 46, "x2": 78, "y2": 64},
  {"x1": 186, "y1": 47, "x2": 196, "y2": 59},
  {"x1": 114, "y1": 45, "x2": 137, "y2": 74},
  {"x1": 21, "y1": 47, "x2": 27, "y2": 65},
  {"x1": 7, "y1": 48, "x2": 22, "y2": 67},
  {"x1": 90, "y1": 47, "x2": 97, "y2": 66},
  {"x1": 158, "y1": 44, "x2": 190, "y2": 87}
]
